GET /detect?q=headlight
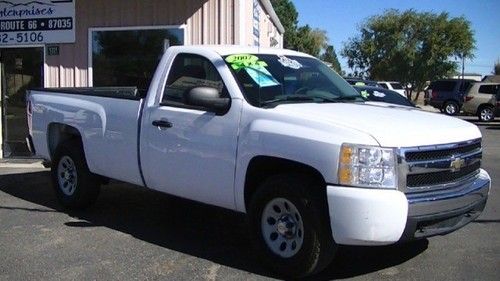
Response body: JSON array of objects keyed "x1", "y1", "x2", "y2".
[{"x1": 338, "y1": 143, "x2": 397, "y2": 189}]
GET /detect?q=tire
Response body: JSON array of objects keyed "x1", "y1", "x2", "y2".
[
  {"x1": 443, "y1": 101, "x2": 459, "y2": 115},
  {"x1": 248, "y1": 174, "x2": 336, "y2": 278},
  {"x1": 478, "y1": 106, "x2": 495, "y2": 122},
  {"x1": 51, "y1": 140, "x2": 101, "y2": 209}
]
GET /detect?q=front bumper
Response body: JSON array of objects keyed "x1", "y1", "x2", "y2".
[
  {"x1": 400, "y1": 169, "x2": 490, "y2": 240},
  {"x1": 326, "y1": 169, "x2": 490, "y2": 246}
]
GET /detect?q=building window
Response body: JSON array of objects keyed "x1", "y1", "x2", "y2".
[{"x1": 91, "y1": 27, "x2": 184, "y2": 90}]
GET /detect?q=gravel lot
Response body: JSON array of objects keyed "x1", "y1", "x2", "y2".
[{"x1": 0, "y1": 116, "x2": 499, "y2": 281}]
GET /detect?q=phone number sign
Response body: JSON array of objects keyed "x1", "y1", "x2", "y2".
[{"x1": 0, "y1": 0, "x2": 75, "y2": 45}]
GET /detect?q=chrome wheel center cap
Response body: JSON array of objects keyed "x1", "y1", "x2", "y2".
[{"x1": 276, "y1": 215, "x2": 297, "y2": 239}]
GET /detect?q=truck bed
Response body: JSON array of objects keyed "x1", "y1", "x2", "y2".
[
  {"x1": 28, "y1": 87, "x2": 145, "y2": 186},
  {"x1": 34, "y1": 87, "x2": 147, "y2": 100}
]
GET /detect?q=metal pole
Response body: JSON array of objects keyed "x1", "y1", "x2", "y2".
[{"x1": 462, "y1": 55, "x2": 465, "y2": 80}]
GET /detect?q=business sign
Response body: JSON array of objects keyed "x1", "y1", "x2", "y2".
[{"x1": 0, "y1": 0, "x2": 75, "y2": 46}]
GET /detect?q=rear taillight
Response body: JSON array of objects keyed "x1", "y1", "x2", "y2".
[
  {"x1": 465, "y1": 96, "x2": 473, "y2": 102},
  {"x1": 431, "y1": 90, "x2": 437, "y2": 99}
]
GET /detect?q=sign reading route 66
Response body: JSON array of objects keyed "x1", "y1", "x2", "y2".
[{"x1": 0, "y1": 0, "x2": 75, "y2": 45}]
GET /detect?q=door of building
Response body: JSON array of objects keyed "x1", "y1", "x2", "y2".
[{"x1": 0, "y1": 47, "x2": 44, "y2": 158}]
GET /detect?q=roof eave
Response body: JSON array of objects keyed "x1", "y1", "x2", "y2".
[{"x1": 260, "y1": 0, "x2": 285, "y2": 34}]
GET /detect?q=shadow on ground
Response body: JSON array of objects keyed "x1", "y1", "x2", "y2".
[{"x1": 0, "y1": 171, "x2": 428, "y2": 280}]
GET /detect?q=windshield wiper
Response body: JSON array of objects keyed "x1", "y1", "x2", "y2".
[
  {"x1": 260, "y1": 95, "x2": 316, "y2": 107},
  {"x1": 328, "y1": 96, "x2": 361, "y2": 101},
  {"x1": 261, "y1": 95, "x2": 362, "y2": 107}
]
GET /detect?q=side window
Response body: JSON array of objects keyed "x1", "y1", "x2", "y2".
[
  {"x1": 378, "y1": 83, "x2": 388, "y2": 89},
  {"x1": 162, "y1": 53, "x2": 227, "y2": 106},
  {"x1": 459, "y1": 81, "x2": 471, "y2": 92},
  {"x1": 432, "y1": 81, "x2": 455, "y2": 91},
  {"x1": 479, "y1": 85, "x2": 495, "y2": 95}
]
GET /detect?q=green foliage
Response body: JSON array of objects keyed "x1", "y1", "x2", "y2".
[
  {"x1": 341, "y1": 9, "x2": 476, "y2": 99},
  {"x1": 294, "y1": 25, "x2": 328, "y2": 57},
  {"x1": 494, "y1": 60, "x2": 500, "y2": 75},
  {"x1": 321, "y1": 45, "x2": 342, "y2": 73},
  {"x1": 270, "y1": 0, "x2": 298, "y2": 49}
]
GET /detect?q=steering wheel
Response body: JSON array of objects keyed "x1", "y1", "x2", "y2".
[{"x1": 294, "y1": 87, "x2": 310, "y2": 95}]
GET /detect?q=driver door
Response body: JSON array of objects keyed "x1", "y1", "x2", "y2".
[{"x1": 141, "y1": 53, "x2": 242, "y2": 209}]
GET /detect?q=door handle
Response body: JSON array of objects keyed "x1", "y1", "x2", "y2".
[{"x1": 152, "y1": 119, "x2": 173, "y2": 128}]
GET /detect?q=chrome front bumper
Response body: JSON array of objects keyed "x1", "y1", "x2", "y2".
[{"x1": 400, "y1": 169, "x2": 490, "y2": 240}]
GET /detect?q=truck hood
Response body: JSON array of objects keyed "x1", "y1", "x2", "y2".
[{"x1": 274, "y1": 102, "x2": 481, "y2": 147}]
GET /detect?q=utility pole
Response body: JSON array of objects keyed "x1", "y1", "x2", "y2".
[{"x1": 462, "y1": 55, "x2": 465, "y2": 80}]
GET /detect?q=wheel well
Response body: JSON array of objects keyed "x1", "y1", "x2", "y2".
[
  {"x1": 244, "y1": 156, "x2": 326, "y2": 210},
  {"x1": 444, "y1": 99, "x2": 459, "y2": 105},
  {"x1": 47, "y1": 123, "x2": 82, "y2": 159},
  {"x1": 477, "y1": 103, "x2": 495, "y2": 114}
]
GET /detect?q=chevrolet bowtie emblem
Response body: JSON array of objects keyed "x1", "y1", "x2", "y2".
[{"x1": 450, "y1": 158, "x2": 466, "y2": 172}]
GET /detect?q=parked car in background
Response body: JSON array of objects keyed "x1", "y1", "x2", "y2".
[
  {"x1": 462, "y1": 82, "x2": 500, "y2": 121},
  {"x1": 377, "y1": 81, "x2": 406, "y2": 97},
  {"x1": 354, "y1": 86, "x2": 415, "y2": 107},
  {"x1": 426, "y1": 79, "x2": 475, "y2": 115},
  {"x1": 344, "y1": 77, "x2": 379, "y2": 87}
]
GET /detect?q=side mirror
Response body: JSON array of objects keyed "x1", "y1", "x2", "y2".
[{"x1": 184, "y1": 87, "x2": 230, "y2": 115}]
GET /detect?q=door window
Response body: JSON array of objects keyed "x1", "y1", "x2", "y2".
[
  {"x1": 479, "y1": 84, "x2": 500, "y2": 95},
  {"x1": 459, "y1": 81, "x2": 472, "y2": 93},
  {"x1": 378, "y1": 83, "x2": 388, "y2": 89},
  {"x1": 430, "y1": 81, "x2": 455, "y2": 91},
  {"x1": 161, "y1": 53, "x2": 227, "y2": 107},
  {"x1": 390, "y1": 82, "x2": 403, "y2": 90}
]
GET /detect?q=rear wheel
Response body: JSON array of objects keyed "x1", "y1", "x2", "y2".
[
  {"x1": 443, "y1": 101, "x2": 459, "y2": 115},
  {"x1": 51, "y1": 140, "x2": 101, "y2": 209},
  {"x1": 248, "y1": 174, "x2": 336, "y2": 278},
  {"x1": 478, "y1": 106, "x2": 495, "y2": 122}
]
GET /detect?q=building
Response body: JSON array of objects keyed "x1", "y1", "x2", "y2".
[
  {"x1": 482, "y1": 75, "x2": 500, "y2": 83},
  {"x1": 0, "y1": 0, "x2": 284, "y2": 158},
  {"x1": 451, "y1": 73, "x2": 483, "y2": 81}
]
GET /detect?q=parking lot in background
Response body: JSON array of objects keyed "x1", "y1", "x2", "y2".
[{"x1": 0, "y1": 116, "x2": 499, "y2": 281}]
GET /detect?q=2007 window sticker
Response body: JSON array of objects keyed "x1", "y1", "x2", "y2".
[{"x1": 225, "y1": 54, "x2": 280, "y2": 87}]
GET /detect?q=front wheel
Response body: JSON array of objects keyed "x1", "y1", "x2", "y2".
[
  {"x1": 443, "y1": 101, "x2": 459, "y2": 115},
  {"x1": 51, "y1": 140, "x2": 101, "y2": 209},
  {"x1": 248, "y1": 174, "x2": 336, "y2": 278},
  {"x1": 478, "y1": 106, "x2": 495, "y2": 122}
]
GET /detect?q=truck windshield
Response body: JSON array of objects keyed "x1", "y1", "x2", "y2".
[{"x1": 223, "y1": 54, "x2": 362, "y2": 107}]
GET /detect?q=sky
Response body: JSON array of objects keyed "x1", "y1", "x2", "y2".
[{"x1": 292, "y1": 0, "x2": 500, "y2": 76}]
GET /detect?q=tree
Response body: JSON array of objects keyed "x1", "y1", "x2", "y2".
[
  {"x1": 321, "y1": 45, "x2": 342, "y2": 73},
  {"x1": 294, "y1": 25, "x2": 328, "y2": 57},
  {"x1": 494, "y1": 60, "x2": 500, "y2": 75},
  {"x1": 270, "y1": 0, "x2": 299, "y2": 49},
  {"x1": 342, "y1": 9, "x2": 476, "y2": 100}
]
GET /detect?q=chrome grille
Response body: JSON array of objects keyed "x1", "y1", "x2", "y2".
[
  {"x1": 406, "y1": 162, "x2": 480, "y2": 187},
  {"x1": 397, "y1": 139, "x2": 482, "y2": 193},
  {"x1": 404, "y1": 142, "x2": 481, "y2": 162}
]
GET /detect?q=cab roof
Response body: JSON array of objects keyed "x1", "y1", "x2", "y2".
[{"x1": 168, "y1": 45, "x2": 313, "y2": 58}]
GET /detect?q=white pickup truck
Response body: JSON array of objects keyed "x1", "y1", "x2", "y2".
[{"x1": 27, "y1": 46, "x2": 490, "y2": 278}]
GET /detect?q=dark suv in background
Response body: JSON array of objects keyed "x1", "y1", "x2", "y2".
[{"x1": 425, "y1": 79, "x2": 475, "y2": 115}]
